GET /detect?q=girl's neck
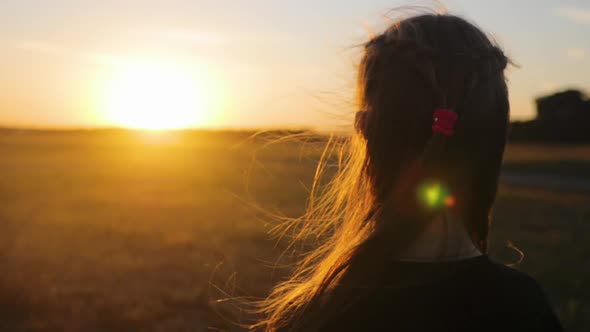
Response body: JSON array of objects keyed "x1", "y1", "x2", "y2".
[{"x1": 396, "y1": 213, "x2": 482, "y2": 262}]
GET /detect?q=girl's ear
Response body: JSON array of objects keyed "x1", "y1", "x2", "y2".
[{"x1": 355, "y1": 111, "x2": 369, "y2": 138}]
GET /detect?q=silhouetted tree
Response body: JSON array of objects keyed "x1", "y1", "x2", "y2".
[{"x1": 509, "y1": 89, "x2": 590, "y2": 143}]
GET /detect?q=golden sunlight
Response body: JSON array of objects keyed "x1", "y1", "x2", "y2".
[{"x1": 100, "y1": 58, "x2": 214, "y2": 130}]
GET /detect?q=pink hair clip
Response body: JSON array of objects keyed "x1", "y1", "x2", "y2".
[{"x1": 432, "y1": 108, "x2": 458, "y2": 136}]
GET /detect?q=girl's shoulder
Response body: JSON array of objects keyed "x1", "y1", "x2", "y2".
[{"x1": 324, "y1": 256, "x2": 562, "y2": 331}]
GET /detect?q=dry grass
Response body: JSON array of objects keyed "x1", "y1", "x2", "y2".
[
  {"x1": 504, "y1": 143, "x2": 590, "y2": 162},
  {"x1": 0, "y1": 130, "x2": 588, "y2": 331}
]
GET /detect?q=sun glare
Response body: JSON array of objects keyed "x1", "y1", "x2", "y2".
[{"x1": 100, "y1": 58, "x2": 214, "y2": 130}]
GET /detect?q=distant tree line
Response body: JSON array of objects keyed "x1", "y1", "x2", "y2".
[{"x1": 510, "y1": 89, "x2": 590, "y2": 143}]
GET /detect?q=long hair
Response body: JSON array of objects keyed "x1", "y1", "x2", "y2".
[{"x1": 255, "y1": 13, "x2": 510, "y2": 332}]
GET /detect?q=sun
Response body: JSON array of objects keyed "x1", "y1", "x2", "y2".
[{"x1": 100, "y1": 58, "x2": 213, "y2": 130}]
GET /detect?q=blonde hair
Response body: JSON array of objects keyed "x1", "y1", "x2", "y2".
[{"x1": 256, "y1": 12, "x2": 509, "y2": 332}]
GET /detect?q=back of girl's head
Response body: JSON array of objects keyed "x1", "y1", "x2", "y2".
[
  {"x1": 257, "y1": 12, "x2": 509, "y2": 332},
  {"x1": 357, "y1": 14, "x2": 509, "y2": 251}
]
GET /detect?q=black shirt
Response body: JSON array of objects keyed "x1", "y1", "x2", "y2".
[{"x1": 322, "y1": 255, "x2": 562, "y2": 331}]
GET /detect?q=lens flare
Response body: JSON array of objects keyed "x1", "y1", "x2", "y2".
[
  {"x1": 417, "y1": 181, "x2": 452, "y2": 209},
  {"x1": 444, "y1": 195, "x2": 456, "y2": 207},
  {"x1": 425, "y1": 184, "x2": 441, "y2": 206}
]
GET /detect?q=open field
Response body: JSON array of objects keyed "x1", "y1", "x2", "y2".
[
  {"x1": 0, "y1": 130, "x2": 589, "y2": 331},
  {"x1": 503, "y1": 144, "x2": 590, "y2": 182}
]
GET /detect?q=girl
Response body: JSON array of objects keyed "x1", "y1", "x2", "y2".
[{"x1": 256, "y1": 13, "x2": 562, "y2": 332}]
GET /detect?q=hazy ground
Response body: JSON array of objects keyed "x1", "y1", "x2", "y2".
[{"x1": 0, "y1": 129, "x2": 588, "y2": 331}]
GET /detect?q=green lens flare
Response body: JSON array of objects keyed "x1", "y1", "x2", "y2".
[
  {"x1": 417, "y1": 181, "x2": 450, "y2": 209},
  {"x1": 425, "y1": 184, "x2": 441, "y2": 206}
]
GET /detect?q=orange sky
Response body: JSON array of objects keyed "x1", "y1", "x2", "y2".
[{"x1": 0, "y1": 0, "x2": 589, "y2": 130}]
